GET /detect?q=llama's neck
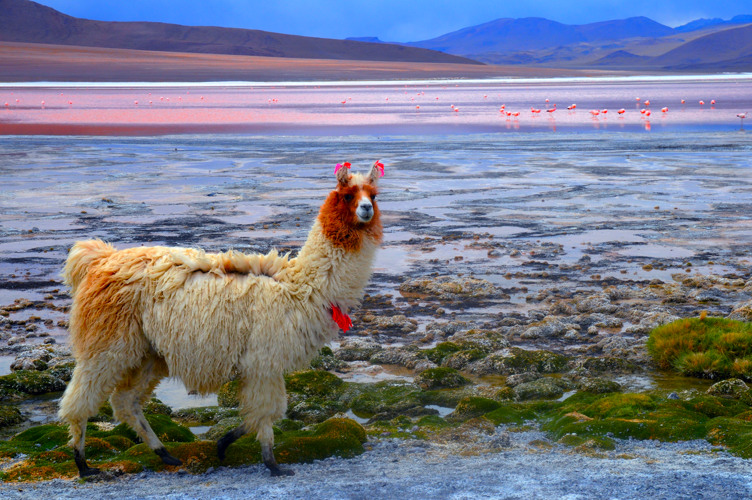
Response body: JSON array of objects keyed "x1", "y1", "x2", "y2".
[{"x1": 292, "y1": 220, "x2": 379, "y2": 311}]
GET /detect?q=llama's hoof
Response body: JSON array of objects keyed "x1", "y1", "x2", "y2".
[
  {"x1": 156, "y1": 447, "x2": 183, "y2": 466},
  {"x1": 79, "y1": 466, "x2": 101, "y2": 478},
  {"x1": 270, "y1": 466, "x2": 295, "y2": 477}
]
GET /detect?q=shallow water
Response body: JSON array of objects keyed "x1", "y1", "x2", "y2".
[{"x1": 1, "y1": 130, "x2": 751, "y2": 342}]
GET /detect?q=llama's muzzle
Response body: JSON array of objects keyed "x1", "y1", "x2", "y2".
[{"x1": 356, "y1": 200, "x2": 374, "y2": 223}]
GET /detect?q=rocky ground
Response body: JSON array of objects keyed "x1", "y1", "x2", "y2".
[{"x1": 1, "y1": 131, "x2": 752, "y2": 495}]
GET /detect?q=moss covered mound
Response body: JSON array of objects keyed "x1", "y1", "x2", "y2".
[
  {"x1": 415, "y1": 367, "x2": 470, "y2": 390},
  {"x1": 0, "y1": 370, "x2": 66, "y2": 400},
  {"x1": 648, "y1": 317, "x2": 752, "y2": 380},
  {"x1": 0, "y1": 416, "x2": 367, "y2": 481}
]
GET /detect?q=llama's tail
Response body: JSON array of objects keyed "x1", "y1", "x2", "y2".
[{"x1": 62, "y1": 239, "x2": 116, "y2": 293}]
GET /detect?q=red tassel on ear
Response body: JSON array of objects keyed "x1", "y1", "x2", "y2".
[
  {"x1": 334, "y1": 162, "x2": 352, "y2": 175},
  {"x1": 331, "y1": 304, "x2": 353, "y2": 333}
]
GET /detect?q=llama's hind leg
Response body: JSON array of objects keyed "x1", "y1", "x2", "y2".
[
  {"x1": 59, "y1": 361, "x2": 126, "y2": 477},
  {"x1": 110, "y1": 356, "x2": 182, "y2": 466}
]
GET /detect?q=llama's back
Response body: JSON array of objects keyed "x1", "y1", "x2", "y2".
[{"x1": 62, "y1": 239, "x2": 116, "y2": 293}]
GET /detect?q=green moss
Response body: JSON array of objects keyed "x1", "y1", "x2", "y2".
[
  {"x1": 203, "y1": 416, "x2": 244, "y2": 441},
  {"x1": 286, "y1": 370, "x2": 345, "y2": 397},
  {"x1": 47, "y1": 361, "x2": 75, "y2": 382},
  {"x1": 416, "y1": 415, "x2": 451, "y2": 429},
  {"x1": 104, "y1": 415, "x2": 195, "y2": 444},
  {"x1": 581, "y1": 357, "x2": 640, "y2": 373},
  {"x1": 421, "y1": 342, "x2": 463, "y2": 364},
  {"x1": 488, "y1": 348, "x2": 569, "y2": 375},
  {"x1": 344, "y1": 381, "x2": 423, "y2": 417},
  {"x1": 144, "y1": 398, "x2": 172, "y2": 416},
  {"x1": 685, "y1": 395, "x2": 749, "y2": 418},
  {"x1": 0, "y1": 370, "x2": 66, "y2": 395},
  {"x1": 647, "y1": 316, "x2": 752, "y2": 380},
  {"x1": 514, "y1": 377, "x2": 570, "y2": 401},
  {"x1": 103, "y1": 435, "x2": 136, "y2": 451},
  {"x1": 415, "y1": 367, "x2": 470, "y2": 390},
  {"x1": 12, "y1": 424, "x2": 70, "y2": 450},
  {"x1": 706, "y1": 417, "x2": 752, "y2": 458},
  {"x1": 484, "y1": 401, "x2": 559, "y2": 425},
  {"x1": 0, "y1": 405, "x2": 24, "y2": 428},
  {"x1": 419, "y1": 388, "x2": 472, "y2": 408},
  {"x1": 217, "y1": 380, "x2": 240, "y2": 408},
  {"x1": 557, "y1": 434, "x2": 616, "y2": 451},
  {"x1": 448, "y1": 397, "x2": 502, "y2": 422},
  {"x1": 89, "y1": 400, "x2": 113, "y2": 422},
  {"x1": 286, "y1": 395, "x2": 346, "y2": 424},
  {"x1": 173, "y1": 406, "x2": 239, "y2": 425}
]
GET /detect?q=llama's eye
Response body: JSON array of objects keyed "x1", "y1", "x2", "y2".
[
  {"x1": 371, "y1": 194, "x2": 377, "y2": 201},
  {"x1": 343, "y1": 194, "x2": 353, "y2": 202}
]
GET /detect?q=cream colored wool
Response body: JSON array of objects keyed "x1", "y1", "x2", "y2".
[{"x1": 58, "y1": 165, "x2": 382, "y2": 475}]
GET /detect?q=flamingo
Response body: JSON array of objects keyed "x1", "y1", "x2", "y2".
[
  {"x1": 699, "y1": 100, "x2": 705, "y2": 105},
  {"x1": 601, "y1": 109, "x2": 608, "y2": 114},
  {"x1": 617, "y1": 109, "x2": 626, "y2": 114},
  {"x1": 644, "y1": 100, "x2": 650, "y2": 106},
  {"x1": 567, "y1": 104, "x2": 576, "y2": 110},
  {"x1": 661, "y1": 107, "x2": 668, "y2": 113},
  {"x1": 710, "y1": 99, "x2": 716, "y2": 105},
  {"x1": 645, "y1": 110, "x2": 651, "y2": 117},
  {"x1": 738, "y1": 112, "x2": 747, "y2": 130},
  {"x1": 546, "y1": 105, "x2": 557, "y2": 113},
  {"x1": 531, "y1": 108, "x2": 541, "y2": 113},
  {"x1": 590, "y1": 110, "x2": 600, "y2": 116},
  {"x1": 512, "y1": 111, "x2": 520, "y2": 117},
  {"x1": 681, "y1": 99, "x2": 686, "y2": 104}
]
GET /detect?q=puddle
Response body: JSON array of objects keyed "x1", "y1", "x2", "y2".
[
  {"x1": 557, "y1": 390, "x2": 577, "y2": 402},
  {"x1": 337, "y1": 362, "x2": 414, "y2": 384},
  {"x1": 425, "y1": 405, "x2": 454, "y2": 418},
  {"x1": 154, "y1": 378, "x2": 218, "y2": 410},
  {"x1": 613, "y1": 372, "x2": 714, "y2": 393},
  {"x1": 345, "y1": 410, "x2": 370, "y2": 425},
  {"x1": 0, "y1": 355, "x2": 14, "y2": 375},
  {"x1": 188, "y1": 425, "x2": 213, "y2": 435}
]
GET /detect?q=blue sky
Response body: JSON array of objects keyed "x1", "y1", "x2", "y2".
[{"x1": 34, "y1": 0, "x2": 752, "y2": 42}]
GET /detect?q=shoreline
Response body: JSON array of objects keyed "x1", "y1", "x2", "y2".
[{"x1": 2, "y1": 72, "x2": 751, "y2": 88}]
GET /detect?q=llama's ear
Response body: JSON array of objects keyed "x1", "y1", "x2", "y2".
[
  {"x1": 335, "y1": 162, "x2": 351, "y2": 186},
  {"x1": 368, "y1": 161, "x2": 385, "y2": 185}
]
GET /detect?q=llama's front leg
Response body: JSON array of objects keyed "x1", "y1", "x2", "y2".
[{"x1": 223, "y1": 374, "x2": 293, "y2": 476}]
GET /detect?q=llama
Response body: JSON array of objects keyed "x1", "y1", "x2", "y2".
[{"x1": 58, "y1": 161, "x2": 384, "y2": 477}]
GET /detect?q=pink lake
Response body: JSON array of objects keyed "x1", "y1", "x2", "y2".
[{"x1": 0, "y1": 76, "x2": 750, "y2": 135}]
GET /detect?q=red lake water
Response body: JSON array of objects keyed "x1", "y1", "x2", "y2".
[{"x1": 0, "y1": 76, "x2": 750, "y2": 135}]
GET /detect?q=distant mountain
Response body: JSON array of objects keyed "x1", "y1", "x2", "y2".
[
  {"x1": 409, "y1": 16, "x2": 674, "y2": 55},
  {"x1": 0, "y1": 0, "x2": 480, "y2": 65},
  {"x1": 346, "y1": 37, "x2": 387, "y2": 44},
  {"x1": 674, "y1": 18, "x2": 727, "y2": 33},
  {"x1": 653, "y1": 24, "x2": 752, "y2": 68},
  {"x1": 406, "y1": 13, "x2": 752, "y2": 71},
  {"x1": 675, "y1": 14, "x2": 752, "y2": 32}
]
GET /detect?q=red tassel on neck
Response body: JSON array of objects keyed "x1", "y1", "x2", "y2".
[{"x1": 331, "y1": 304, "x2": 353, "y2": 333}]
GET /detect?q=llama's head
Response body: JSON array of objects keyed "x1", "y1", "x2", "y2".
[{"x1": 318, "y1": 161, "x2": 384, "y2": 251}]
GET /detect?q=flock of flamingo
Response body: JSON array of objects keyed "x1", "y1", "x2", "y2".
[{"x1": 1, "y1": 88, "x2": 747, "y2": 130}]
